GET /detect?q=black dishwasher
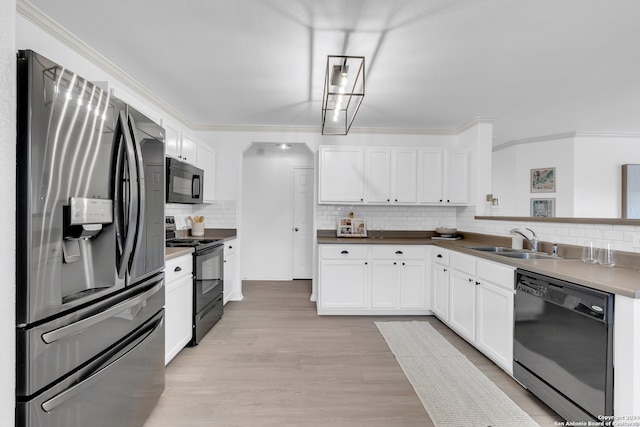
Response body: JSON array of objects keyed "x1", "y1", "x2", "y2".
[{"x1": 514, "y1": 269, "x2": 614, "y2": 422}]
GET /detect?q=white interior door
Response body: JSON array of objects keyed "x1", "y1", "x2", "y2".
[{"x1": 292, "y1": 167, "x2": 313, "y2": 279}]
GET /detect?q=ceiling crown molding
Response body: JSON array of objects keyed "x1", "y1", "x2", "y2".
[
  {"x1": 494, "y1": 131, "x2": 640, "y2": 152},
  {"x1": 16, "y1": 0, "x2": 194, "y2": 129}
]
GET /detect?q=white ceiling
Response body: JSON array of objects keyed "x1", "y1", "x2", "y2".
[{"x1": 25, "y1": 0, "x2": 640, "y2": 145}]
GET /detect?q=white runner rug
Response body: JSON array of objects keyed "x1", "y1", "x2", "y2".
[{"x1": 375, "y1": 321, "x2": 539, "y2": 427}]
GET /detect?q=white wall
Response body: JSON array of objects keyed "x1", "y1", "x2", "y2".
[
  {"x1": 241, "y1": 147, "x2": 313, "y2": 280},
  {"x1": 493, "y1": 137, "x2": 575, "y2": 216},
  {"x1": 1, "y1": 1, "x2": 16, "y2": 425},
  {"x1": 573, "y1": 135, "x2": 640, "y2": 218}
]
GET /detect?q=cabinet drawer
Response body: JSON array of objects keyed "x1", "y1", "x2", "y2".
[
  {"x1": 224, "y1": 239, "x2": 237, "y2": 256},
  {"x1": 432, "y1": 248, "x2": 450, "y2": 265},
  {"x1": 450, "y1": 251, "x2": 475, "y2": 275},
  {"x1": 476, "y1": 260, "x2": 515, "y2": 290},
  {"x1": 165, "y1": 255, "x2": 193, "y2": 283},
  {"x1": 320, "y1": 245, "x2": 368, "y2": 259},
  {"x1": 371, "y1": 246, "x2": 425, "y2": 259}
]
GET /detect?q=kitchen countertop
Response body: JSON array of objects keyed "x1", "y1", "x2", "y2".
[
  {"x1": 165, "y1": 247, "x2": 194, "y2": 261},
  {"x1": 165, "y1": 228, "x2": 237, "y2": 261},
  {"x1": 318, "y1": 231, "x2": 640, "y2": 299}
]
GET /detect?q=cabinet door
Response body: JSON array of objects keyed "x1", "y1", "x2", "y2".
[
  {"x1": 417, "y1": 149, "x2": 443, "y2": 203},
  {"x1": 444, "y1": 150, "x2": 469, "y2": 204},
  {"x1": 165, "y1": 125, "x2": 181, "y2": 160},
  {"x1": 449, "y1": 268, "x2": 476, "y2": 342},
  {"x1": 319, "y1": 147, "x2": 365, "y2": 203},
  {"x1": 180, "y1": 135, "x2": 198, "y2": 165},
  {"x1": 392, "y1": 149, "x2": 417, "y2": 203},
  {"x1": 223, "y1": 240, "x2": 238, "y2": 304},
  {"x1": 432, "y1": 264, "x2": 449, "y2": 321},
  {"x1": 365, "y1": 148, "x2": 391, "y2": 203},
  {"x1": 165, "y1": 275, "x2": 193, "y2": 365},
  {"x1": 476, "y1": 280, "x2": 514, "y2": 373},
  {"x1": 319, "y1": 260, "x2": 368, "y2": 309},
  {"x1": 371, "y1": 260, "x2": 396, "y2": 308},
  {"x1": 398, "y1": 260, "x2": 426, "y2": 309},
  {"x1": 197, "y1": 142, "x2": 216, "y2": 202}
]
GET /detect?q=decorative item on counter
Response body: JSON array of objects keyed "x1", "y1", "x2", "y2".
[
  {"x1": 581, "y1": 241, "x2": 597, "y2": 264},
  {"x1": 597, "y1": 242, "x2": 616, "y2": 267},
  {"x1": 431, "y1": 227, "x2": 462, "y2": 241},
  {"x1": 337, "y1": 217, "x2": 367, "y2": 237},
  {"x1": 190, "y1": 215, "x2": 205, "y2": 236}
]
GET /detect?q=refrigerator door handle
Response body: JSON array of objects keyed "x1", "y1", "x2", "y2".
[
  {"x1": 127, "y1": 112, "x2": 146, "y2": 266},
  {"x1": 41, "y1": 314, "x2": 164, "y2": 413},
  {"x1": 41, "y1": 280, "x2": 163, "y2": 344},
  {"x1": 115, "y1": 110, "x2": 139, "y2": 279}
]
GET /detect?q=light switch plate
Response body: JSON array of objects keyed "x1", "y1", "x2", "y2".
[{"x1": 632, "y1": 233, "x2": 640, "y2": 248}]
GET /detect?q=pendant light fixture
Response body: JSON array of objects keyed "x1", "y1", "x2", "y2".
[{"x1": 321, "y1": 55, "x2": 365, "y2": 135}]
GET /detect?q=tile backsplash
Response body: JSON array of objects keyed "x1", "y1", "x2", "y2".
[
  {"x1": 316, "y1": 204, "x2": 457, "y2": 231},
  {"x1": 166, "y1": 200, "x2": 237, "y2": 230},
  {"x1": 457, "y1": 206, "x2": 640, "y2": 254}
]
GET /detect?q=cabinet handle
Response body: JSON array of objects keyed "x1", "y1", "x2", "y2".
[
  {"x1": 341, "y1": 250, "x2": 349, "y2": 254},
  {"x1": 174, "y1": 266, "x2": 182, "y2": 272},
  {"x1": 365, "y1": 262, "x2": 368, "y2": 265},
  {"x1": 395, "y1": 250, "x2": 403, "y2": 255},
  {"x1": 444, "y1": 268, "x2": 448, "y2": 272},
  {"x1": 394, "y1": 262, "x2": 397, "y2": 265},
  {"x1": 387, "y1": 199, "x2": 390, "y2": 202},
  {"x1": 402, "y1": 262, "x2": 405, "y2": 266},
  {"x1": 229, "y1": 246, "x2": 233, "y2": 249},
  {"x1": 360, "y1": 198, "x2": 364, "y2": 202},
  {"x1": 468, "y1": 278, "x2": 473, "y2": 282},
  {"x1": 447, "y1": 199, "x2": 450, "y2": 202},
  {"x1": 439, "y1": 199, "x2": 443, "y2": 202},
  {"x1": 437, "y1": 254, "x2": 443, "y2": 258},
  {"x1": 476, "y1": 281, "x2": 480, "y2": 286}
]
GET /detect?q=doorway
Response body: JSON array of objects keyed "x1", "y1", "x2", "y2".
[{"x1": 241, "y1": 143, "x2": 314, "y2": 280}]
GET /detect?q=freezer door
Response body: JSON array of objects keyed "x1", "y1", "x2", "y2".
[
  {"x1": 16, "y1": 309, "x2": 165, "y2": 427},
  {"x1": 16, "y1": 273, "x2": 164, "y2": 397}
]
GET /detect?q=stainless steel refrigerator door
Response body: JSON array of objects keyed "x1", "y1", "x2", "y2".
[
  {"x1": 17, "y1": 51, "x2": 124, "y2": 324},
  {"x1": 16, "y1": 273, "x2": 164, "y2": 397},
  {"x1": 16, "y1": 310, "x2": 165, "y2": 427}
]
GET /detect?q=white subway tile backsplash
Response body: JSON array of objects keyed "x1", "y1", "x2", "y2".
[{"x1": 166, "y1": 201, "x2": 237, "y2": 229}]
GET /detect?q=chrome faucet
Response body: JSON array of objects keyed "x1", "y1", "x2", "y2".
[{"x1": 509, "y1": 228, "x2": 538, "y2": 251}]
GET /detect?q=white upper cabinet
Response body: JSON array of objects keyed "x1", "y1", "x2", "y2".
[
  {"x1": 364, "y1": 147, "x2": 391, "y2": 203},
  {"x1": 165, "y1": 123, "x2": 197, "y2": 166},
  {"x1": 164, "y1": 124, "x2": 181, "y2": 160},
  {"x1": 444, "y1": 150, "x2": 469, "y2": 204},
  {"x1": 180, "y1": 136, "x2": 198, "y2": 165},
  {"x1": 418, "y1": 148, "x2": 469, "y2": 205},
  {"x1": 392, "y1": 149, "x2": 418, "y2": 203},
  {"x1": 319, "y1": 146, "x2": 365, "y2": 203},
  {"x1": 196, "y1": 142, "x2": 216, "y2": 203}
]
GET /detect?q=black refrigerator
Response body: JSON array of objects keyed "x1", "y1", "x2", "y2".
[{"x1": 15, "y1": 50, "x2": 166, "y2": 427}]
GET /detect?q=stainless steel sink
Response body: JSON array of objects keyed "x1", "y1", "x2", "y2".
[
  {"x1": 467, "y1": 246, "x2": 523, "y2": 253},
  {"x1": 467, "y1": 246, "x2": 563, "y2": 260}
]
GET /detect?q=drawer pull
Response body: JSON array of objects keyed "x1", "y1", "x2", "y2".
[
  {"x1": 174, "y1": 266, "x2": 182, "y2": 272},
  {"x1": 341, "y1": 250, "x2": 349, "y2": 254},
  {"x1": 395, "y1": 250, "x2": 403, "y2": 255}
]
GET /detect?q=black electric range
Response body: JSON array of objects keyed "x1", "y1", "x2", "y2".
[{"x1": 165, "y1": 216, "x2": 224, "y2": 345}]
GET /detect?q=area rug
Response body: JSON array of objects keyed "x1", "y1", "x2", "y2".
[{"x1": 375, "y1": 321, "x2": 539, "y2": 427}]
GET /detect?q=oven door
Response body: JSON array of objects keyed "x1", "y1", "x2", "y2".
[
  {"x1": 166, "y1": 158, "x2": 203, "y2": 204},
  {"x1": 194, "y1": 244, "x2": 224, "y2": 313}
]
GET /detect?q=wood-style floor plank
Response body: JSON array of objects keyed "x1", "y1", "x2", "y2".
[{"x1": 144, "y1": 280, "x2": 559, "y2": 426}]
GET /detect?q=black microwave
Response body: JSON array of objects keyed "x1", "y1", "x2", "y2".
[{"x1": 166, "y1": 157, "x2": 204, "y2": 204}]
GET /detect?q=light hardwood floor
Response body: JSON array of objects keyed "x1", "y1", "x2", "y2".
[{"x1": 144, "y1": 280, "x2": 560, "y2": 426}]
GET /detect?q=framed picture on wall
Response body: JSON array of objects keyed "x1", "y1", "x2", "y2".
[
  {"x1": 531, "y1": 198, "x2": 555, "y2": 217},
  {"x1": 531, "y1": 167, "x2": 556, "y2": 192}
]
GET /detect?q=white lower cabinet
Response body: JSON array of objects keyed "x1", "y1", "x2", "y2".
[
  {"x1": 165, "y1": 254, "x2": 193, "y2": 365},
  {"x1": 318, "y1": 245, "x2": 431, "y2": 315},
  {"x1": 318, "y1": 246, "x2": 369, "y2": 311},
  {"x1": 223, "y1": 239, "x2": 239, "y2": 304},
  {"x1": 431, "y1": 248, "x2": 450, "y2": 321},
  {"x1": 431, "y1": 248, "x2": 516, "y2": 374}
]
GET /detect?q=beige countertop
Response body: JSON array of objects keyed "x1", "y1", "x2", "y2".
[
  {"x1": 318, "y1": 232, "x2": 640, "y2": 299},
  {"x1": 165, "y1": 247, "x2": 194, "y2": 261}
]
